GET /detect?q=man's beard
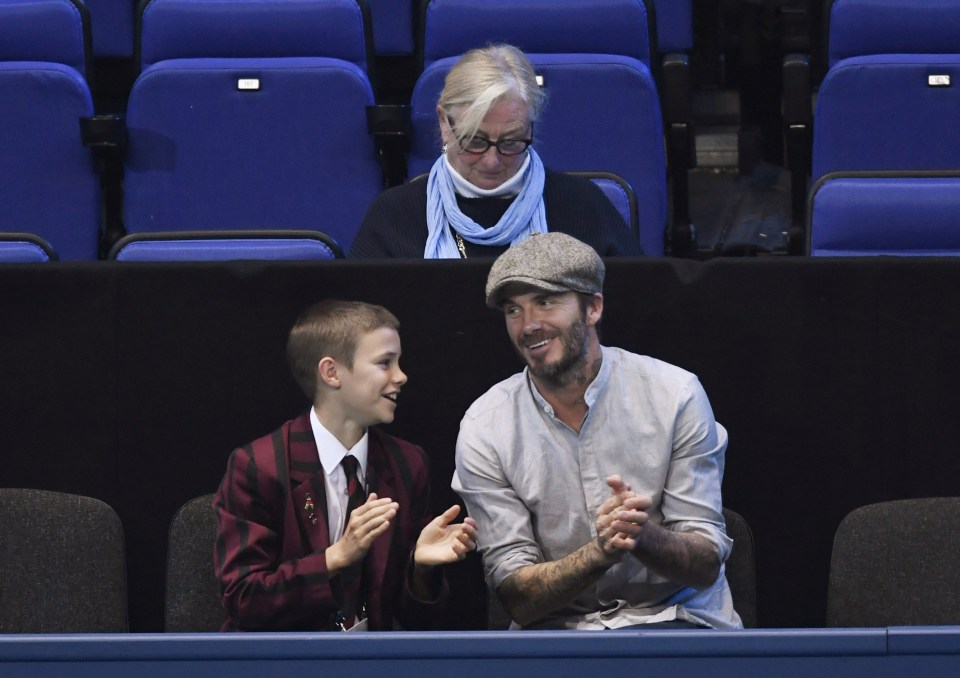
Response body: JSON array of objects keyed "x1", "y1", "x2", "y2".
[{"x1": 519, "y1": 315, "x2": 590, "y2": 386}]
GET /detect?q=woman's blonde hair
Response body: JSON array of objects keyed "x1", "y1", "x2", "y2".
[{"x1": 438, "y1": 44, "x2": 547, "y2": 145}]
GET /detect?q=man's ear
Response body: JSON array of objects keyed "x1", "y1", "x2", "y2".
[
  {"x1": 317, "y1": 356, "x2": 340, "y2": 389},
  {"x1": 586, "y1": 293, "x2": 604, "y2": 326}
]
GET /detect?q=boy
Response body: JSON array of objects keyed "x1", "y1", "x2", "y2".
[{"x1": 214, "y1": 300, "x2": 477, "y2": 631}]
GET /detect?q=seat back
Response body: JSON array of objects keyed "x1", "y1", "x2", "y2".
[
  {"x1": 827, "y1": 498, "x2": 960, "y2": 627},
  {"x1": 0, "y1": 0, "x2": 100, "y2": 261},
  {"x1": 110, "y1": 229, "x2": 344, "y2": 261},
  {"x1": 570, "y1": 172, "x2": 639, "y2": 237},
  {"x1": 125, "y1": 0, "x2": 381, "y2": 253},
  {"x1": 0, "y1": 233, "x2": 57, "y2": 262},
  {"x1": 368, "y1": 0, "x2": 415, "y2": 56},
  {"x1": 651, "y1": 0, "x2": 693, "y2": 53},
  {"x1": 0, "y1": 488, "x2": 128, "y2": 632},
  {"x1": 165, "y1": 494, "x2": 224, "y2": 632},
  {"x1": 409, "y1": 54, "x2": 666, "y2": 255},
  {"x1": 814, "y1": 54, "x2": 960, "y2": 181},
  {"x1": 722, "y1": 507, "x2": 758, "y2": 628},
  {"x1": 826, "y1": 0, "x2": 960, "y2": 70},
  {"x1": 419, "y1": 0, "x2": 655, "y2": 71}
]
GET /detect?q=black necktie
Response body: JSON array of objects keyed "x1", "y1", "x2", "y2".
[
  {"x1": 340, "y1": 455, "x2": 364, "y2": 524},
  {"x1": 336, "y1": 454, "x2": 366, "y2": 629}
]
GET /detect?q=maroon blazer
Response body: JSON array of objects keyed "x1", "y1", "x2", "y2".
[{"x1": 213, "y1": 413, "x2": 445, "y2": 631}]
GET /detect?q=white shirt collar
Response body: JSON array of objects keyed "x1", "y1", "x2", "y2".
[{"x1": 309, "y1": 407, "x2": 369, "y2": 480}]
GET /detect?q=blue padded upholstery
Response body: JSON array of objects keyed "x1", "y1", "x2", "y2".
[
  {"x1": 811, "y1": 55, "x2": 960, "y2": 256},
  {"x1": 809, "y1": 174, "x2": 960, "y2": 256},
  {"x1": 827, "y1": 0, "x2": 960, "y2": 69},
  {"x1": 652, "y1": 0, "x2": 693, "y2": 53},
  {"x1": 409, "y1": 54, "x2": 665, "y2": 255},
  {"x1": 126, "y1": 0, "x2": 381, "y2": 254},
  {"x1": 0, "y1": 0, "x2": 99, "y2": 261},
  {"x1": 367, "y1": 0, "x2": 414, "y2": 56},
  {"x1": 0, "y1": 234, "x2": 56, "y2": 262},
  {"x1": 110, "y1": 230, "x2": 343, "y2": 261},
  {"x1": 84, "y1": 0, "x2": 134, "y2": 58},
  {"x1": 0, "y1": 0, "x2": 89, "y2": 76},
  {"x1": 138, "y1": 0, "x2": 371, "y2": 72},
  {"x1": 574, "y1": 173, "x2": 639, "y2": 237},
  {"x1": 814, "y1": 54, "x2": 960, "y2": 179},
  {"x1": 420, "y1": 0, "x2": 654, "y2": 70}
]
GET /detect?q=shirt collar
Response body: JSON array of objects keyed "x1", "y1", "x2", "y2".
[
  {"x1": 309, "y1": 407, "x2": 369, "y2": 478},
  {"x1": 526, "y1": 346, "x2": 611, "y2": 415}
]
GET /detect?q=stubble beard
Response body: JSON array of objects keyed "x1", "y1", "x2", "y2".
[{"x1": 522, "y1": 316, "x2": 591, "y2": 388}]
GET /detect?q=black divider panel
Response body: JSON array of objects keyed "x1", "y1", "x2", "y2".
[
  {"x1": 0, "y1": 264, "x2": 119, "y2": 504},
  {"x1": 6, "y1": 258, "x2": 960, "y2": 631}
]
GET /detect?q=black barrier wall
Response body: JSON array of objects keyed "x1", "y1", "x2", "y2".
[{"x1": 4, "y1": 258, "x2": 960, "y2": 631}]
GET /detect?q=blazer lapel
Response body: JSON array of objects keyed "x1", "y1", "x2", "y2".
[{"x1": 287, "y1": 413, "x2": 331, "y2": 554}]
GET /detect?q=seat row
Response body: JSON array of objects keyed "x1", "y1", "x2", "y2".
[
  {"x1": 784, "y1": 0, "x2": 960, "y2": 256},
  {"x1": 0, "y1": 0, "x2": 691, "y2": 261},
  {"x1": 4, "y1": 487, "x2": 958, "y2": 632}
]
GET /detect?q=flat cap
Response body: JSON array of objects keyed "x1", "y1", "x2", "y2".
[{"x1": 485, "y1": 232, "x2": 605, "y2": 307}]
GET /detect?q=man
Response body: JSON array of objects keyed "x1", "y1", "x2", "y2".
[
  {"x1": 452, "y1": 233, "x2": 741, "y2": 629},
  {"x1": 214, "y1": 300, "x2": 477, "y2": 631}
]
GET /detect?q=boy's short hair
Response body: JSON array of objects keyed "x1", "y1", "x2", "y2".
[{"x1": 286, "y1": 300, "x2": 400, "y2": 401}]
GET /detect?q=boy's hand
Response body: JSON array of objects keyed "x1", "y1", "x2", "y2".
[
  {"x1": 326, "y1": 493, "x2": 398, "y2": 572},
  {"x1": 413, "y1": 505, "x2": 478, "y2": 567}
]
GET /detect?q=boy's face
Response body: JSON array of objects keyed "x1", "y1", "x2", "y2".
[{"x1": 337, "y1": 327, "x2": 406, "y2": 427}]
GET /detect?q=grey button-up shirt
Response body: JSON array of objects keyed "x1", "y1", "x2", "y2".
[{"x1": 452, "y1": 346, "x2": 741, "y2": 629}]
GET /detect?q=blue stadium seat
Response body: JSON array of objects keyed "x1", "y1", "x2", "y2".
[
  {"x1": 109, "y1": 230, "x2": 343, "y2": 261},
  {"x1": 0, "y1": 233, "x2": 58, "y2": 262},
  {"x1": 368, "y1": 0, "x2": 414, "y2": 56},
  {"x1": 570, "y1": 172, "x2": 639, "y2": 238},
  {"x1": 124, "y1": 0, "x2": 382, "y2": 254},
  {"x1": 809, "y1": 54, "x2": 960, "y2": 255},
  {"x1": 651, "y1": 0, "x2": 693, "y2": 54},
  {"x1": 411, "y1": 0, "x2": 670, "y2": 255},
  {"x1": 84, "y1": 0, "x2": 135, "y2": 58},
  {"x1": 0, "y1": 0, "x2": 101, "y2": 261}
]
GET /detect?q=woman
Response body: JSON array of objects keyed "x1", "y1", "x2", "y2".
[{"x1": 349, "y1": 44, "x2": 644, "y2": 259}]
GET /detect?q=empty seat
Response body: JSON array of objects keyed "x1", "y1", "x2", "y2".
[
  {"x1": 124, "y1": 0, "x2": 383, "y2": 254},
  {"x1": 165, "y1": 494, "x2": 224, "y2": 632},
  {"x1": 109, "y1": 229, "x2": 343, "y2": 261},
  {"x1": 0, "y1": 0, "x2": 101, "y2": 260},
  {"x1": 808, "y1": 54, "x2": 960, "y2": 255},
  {"x1": 0, "y1": 488, "x2": 128, "y2": 632},
  {"x1": 827, "y1": 498, "x2": 960, "y2": 627},
  {"x1": 571, "y1": 172, "x2": 639, "y2": 237},
  {"x1": 0, "y1": 233, "x2": 58, "y2": 262}
]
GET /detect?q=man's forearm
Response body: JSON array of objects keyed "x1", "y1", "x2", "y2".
[
  {"x1": 496, "y1": 539, "x2": 619, "y2": 627},
  {"x1": 631, "y1": 522, "x2": 720, "y2": 589}
]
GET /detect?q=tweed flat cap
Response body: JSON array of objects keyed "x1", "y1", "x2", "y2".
[{"x1": 485, "y1": 233, "x2": 605, "y2": 307}]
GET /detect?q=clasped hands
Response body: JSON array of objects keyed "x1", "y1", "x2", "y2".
[
  {"x1": 328, "y1": 494, "x2": 478, "y2": 573},
  {"x1": 595, "y1": 474, "x2": 652, "y2": 561}
]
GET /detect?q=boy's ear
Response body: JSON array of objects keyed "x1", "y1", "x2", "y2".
[{"x1": 317, "y1": 357, "x2": 341, "y2": 389}]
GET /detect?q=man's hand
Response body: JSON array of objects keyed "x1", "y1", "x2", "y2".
[
  {"x1": 325, "y1": 493, "x2": 398, "y2": 573},
  {"x1": 595, "y1": 475, "x2": 652, "y2": 555},
  {"x1": 414, "y1": 504, "x2": 478, "y2": 567}
]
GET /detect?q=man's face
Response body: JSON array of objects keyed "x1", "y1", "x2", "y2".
[
  {"x1": 501, "y1": 290, "x2": 599, "y2": 385},
  {"x1": 336, "y1": 327, "x2": 407, "y2": 427}
]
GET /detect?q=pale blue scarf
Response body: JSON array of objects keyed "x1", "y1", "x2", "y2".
[{"x1": 424, "y1": 147, "x2": 548, "y2": 259}]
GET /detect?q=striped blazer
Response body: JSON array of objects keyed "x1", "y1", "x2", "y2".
[{"x1": 213, "y1": 413, "x2": 444, "y2": 631}]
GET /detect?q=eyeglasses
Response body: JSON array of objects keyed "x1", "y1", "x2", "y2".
[{"x1": 446, "y1": 115, "x2": 534, "y2": 156}]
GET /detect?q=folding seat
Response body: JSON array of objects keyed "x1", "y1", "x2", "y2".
[
  {"x1": 784, "y1": 0, "x2": 960, "y2": 253},
  {"x1": 807, "y1": 52, "x2": 960, "y2": 255},
  {"x1": 165, "y1": 494, "x2": 224, "y2": 632},
  {"x1": 571, "y1": 172, "x2": 639, "y2": 238},
  {"x1": 367, "y1": 0, "x2": 415, "y2": 57},
  {"x1": 122, "y1": 0, "x2": 383, "y2": 257},
  {"x1": 0, "y1": 0, "x2": 102, "y2": 261},
  {"x1": 109, "y1": 229, "x2": 343, "y2": 261},
  {"x1": 410, "y1": 0, "x2": 681, "y2": 256},
  {"x1": 0, "y1": 233, "x2": 58, "y2": 262}
]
